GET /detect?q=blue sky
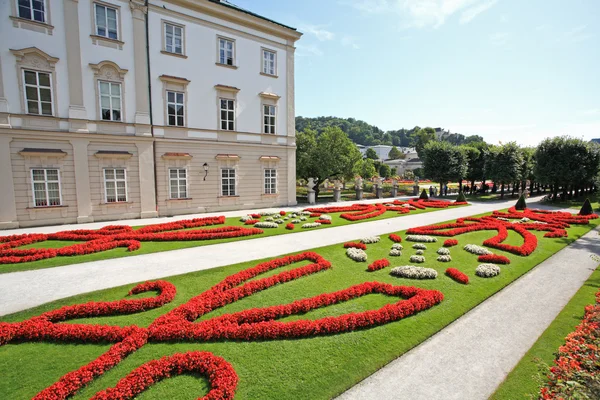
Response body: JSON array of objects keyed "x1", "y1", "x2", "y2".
[{"x1": 232, "y1": 0, "x2": 599, "y2": 146}]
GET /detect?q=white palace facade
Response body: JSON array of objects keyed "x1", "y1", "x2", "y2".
[{"x1": 0, "y1": 0, "x2": 301, "y2": 228}]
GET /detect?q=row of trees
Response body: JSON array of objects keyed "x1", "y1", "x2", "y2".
[{"x1": 421, "y1": 137, "x2": 600, "y2": 200}]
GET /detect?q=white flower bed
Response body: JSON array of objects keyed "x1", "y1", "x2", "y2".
[
  {"x1": 240, "y1": 215, "x2": 254, "y2": 222},
  {"x1": 437, "y1": 255, "x2": 452, "y2": 262},
  {"x1": 265, "y1": 217, "x2": 274, "y2": 222},
  {"x1": 361, "y1": 236, "x2": 381, "y2": 244},
  {"x1": 409, "y1": 255, "x2": 425, "y2": 263},
  {"x1": 301, "y1": 222, "x2": 322, "y2": 229},
  {"x1": 260, "y1": 211, "x2": 277, "y2": 216},
  {"x1": 254, "y1": 222, "x2": 279, "y2": 228},
  {"x1": 319, "y1": 215, "x2": 332, "y2": 221},
  {"x1": 464, "y1": 244, "x2": 492, "y2": 255},
  {"x1": 412, "y1": 243, "x2": 427, "y2": 250},
  {"x1": 406, "y1": 235, "x2": 438, "y2": 243},
  {"x1": 291, "y1": 219, "x2": 301, "y2": 224},
  {"x1": 274, "y1": 219, "x2": 285, "y2": 224},
  {"x1": 476, "y1": 264, "x2": 501, "y2": 277},
  {"x1": 392, "y1": 243, "x2": 403, "y2": 250},
  {"x1": 346, "y1": 247, "x2": 367, "y2": 262},
  {"x1": 415, "y1": 250, "x2": 424, "y2": 255},
  {"x1": 390, "y1": 266, "x2": 437, "y2": 280},
  {"x1": 300, "y1": 216, "x2": 308, "y2": 221},
  {"x1": 301, "y1": 211, "x2": 312, "y2": 216},
  {"x1": 389, "y1": 249, "x2": 402, "y2": 257},
  {"x1": 437, "y1": 248, "x2": 450, "y2": 255},
  {"x1": 496, "y1": 217, "x2": 511, "y2": 222}
]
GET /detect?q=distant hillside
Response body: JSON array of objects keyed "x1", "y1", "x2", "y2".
[{"x1": 295, "y1": 116, "x2": 484, "y2": 147}]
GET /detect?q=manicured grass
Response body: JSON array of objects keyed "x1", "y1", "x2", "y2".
[
  {"x1": 1, "y1": 203, "x2": 468, "y2": 274},
  {"x1": 544, "y1": 193, "x2": 600, "y2": 212},
  {"x1": 1, "y1": 211, "x2": 598, "y2": 399},
  {"x1": 491, "y1": 262, "x2": 600, "y2": 400}
]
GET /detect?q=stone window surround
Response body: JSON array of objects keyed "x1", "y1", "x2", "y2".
[
  {"x1": 10, "y1": 47, "x2": 59, "y2": 117},
  {"x1": 259, "y1": 92, "x2": 280, "y2": 135},
  {"x1": 18, "y1": 148, "x2": 68, "y2": 213},
  {"x1": 94, "y1": 151, "x2": 133, "y2": 206},
  {"x1": 161, "y1": 19, "x2": 187, "y2": 58},
  {"x1": 160, "y1": 75, "x2": 190, "y2": 128},
  {"x1": 216, "y1": 35, "x2": 237, "y2": 69},
  {"x1": 216, "y1": 154, "x2": 239, "y2": 198},
  {"x1": 161, "y1": 152, "x2": 193, "y2": 201},
  {"x1": 9, "y1": 0, "x2": 54, "y2": 35},
  {"x1": 215, "y1": 84, "x2": 239, "y2": 132},
  {"x1": 89, "y1": 60, "x2": 128, "y2": 123},
  {"x1": 260, "y1": 47, "x2": 278, "y2": 77},
  {"x1": 90, "y1": 0, "x2": 125, "y2": 50},
  {"x1": 259, "y1": 156, "x2": 280, "y2": 196}
]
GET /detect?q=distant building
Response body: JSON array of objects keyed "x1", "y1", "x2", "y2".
[{"x1": 592, "y1": 138, "x2": 600, "y2": 144}]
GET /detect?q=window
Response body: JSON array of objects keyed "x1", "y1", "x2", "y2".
[
  {"x1": 220, "y1": 99, "x2": 235, "y2": 130},
  {"x1": 23, "y1": 70, "x2": 53, "y2": 116},
  {"x1": 104, "y1": 168, "x2": 127, "y2": 203},
  {"x1": 221, "y1": 168, "x2": 236, "y2": 196},
  {"x1": 99, "y1": 81, "x2": 121, "y2": 121},
  {"x1": 264, "y1": 169, "x2": 277, "y2": 194},
  {"x1": 167, "y1": 91, "x2": 184, "y2": 126},
  {"x1": 262, "y1": 49, "x2": 276, "y2": 75},
  {"x1": 169, "y1": 168, "x2": 187, "y2": 199},
  {"x1": 218, "y1": 37, "x2": 234, "y2": 66},
  {"x1": 95, "y1": 3, "x2": 118, "y2": 40},
  {"x1": 263, "y1": 105, "x2": 276, "y2": 134},
  {"x1": 164, "y1": 23, "x2": 183, "y2": 55},
  {"x1": 31, "y1": 169, "x2": 61, "y2": 207},
  {"x1": 18, "y1": 0, "x2": 46, "y2": 23}
]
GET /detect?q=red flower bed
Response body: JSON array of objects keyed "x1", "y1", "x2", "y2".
[
  {"x1": 309, "y1": 213, "x2": 322, "y2": 218},
  {"x1": 250, "y1": 213, "x2": 261, "y2": 219},
  {"x1": 443, "y1": 239, "x2": 458, "y2": 247},
  {"x1": 445, "y1": 268, "x2": 469, "y2": 284},
  {"x1": 279, "y1": 211, "x2": 286, "y2": 216},
  {"x1": 244, "y1": 219, "x2": 260, "y2": 225},
  {"x1": 367, "y1": 259, "x2": 391, "y2": 272},
  {"x1": 389, "y1": 234, "x2": 402, "y2": 243},
  {"x1": 477, "y1": 254, "x2": 511, "y2": 264},
  {"x1": 316, "y1": 219, "x2": 332, "y2": 224},
  {"x1": 285, "y1": 223, "x2": 294, "y2": 230},
  {"x1": 540, "y1": 289, "x2": 600, "y2": 399},
  {"x1": 344, "y1": 242, "x2": 367, "y2": 250}
]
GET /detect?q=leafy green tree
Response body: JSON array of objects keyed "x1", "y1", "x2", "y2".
[
  {"x1": 461, "y1": 145, "x2": 480, "y2": 192},
  {"x1": 412, "y1": 127, "x2": 437, "y2": 159},
  {"x1": 296, "y1": 126, "x2": 362, "y2": 198},
  {"x1": 486, "y1": 142, "x2": 523, "y2": 199},
  {"x1": 422, "y1": 141, "x2": 468, "y2": 195},
  {"x1": 353, "y1": 158, "x2": 377, "y2": 179},
  {"x1": 518, "y1": 147, "x2": 536, "y2": 195},
  {"x1": 388, "y1": 146, "x2": 403, "y2": 160},
  {"x1": 365, "y1": 148, "x2": 378, "y2": 160},
  {"x1": 379, "y1": 164, "x2": 391, "y2": 178},
  {"x1": 390, "y1": 167, "x2": 397, "y2": 176}
]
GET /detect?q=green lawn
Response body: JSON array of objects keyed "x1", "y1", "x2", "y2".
[
  {"x1": 1, "y1": 210, "x2": 597, "y2": 399},
  {"x1": 491, "y1": 262, "x2": 600, "y2": 400},
  {"x1": 1, "y1": 202, "x2": 468, "y2": 274},
  {"x1": 543, "y1": 193, "x2": 599, "y2": 212}
]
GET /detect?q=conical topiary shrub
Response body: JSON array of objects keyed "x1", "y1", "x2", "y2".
[
  {"x1": 579, "y1": 198, "x2": 594, "y2": 215},
  {"x1": 455, "y1": 190, "x2": 467, "y2": 203},
  {"x1": 515, "y1": 194, "x2": 527, "y2": 210},
  {"x1": 420, "y1": 189, "x2": 429, "y2": 200}
]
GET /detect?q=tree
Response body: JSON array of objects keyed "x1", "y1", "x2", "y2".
[
  {"x1": 388, "y1": 146, "x2": 403, "y2": 160},
  {"x1": 403, "y1": 169, "x2": 415, "y2": 180},
  {"x1": 518, "y1": 147, "x2": 536, "y2": 195},
  {"x1": 412, "y1": 127, "x2": 437, "y2": 159},
  {"x1": 354, "y1": 158, "x2": 377, "y2": 179},
  {"x1": 390, "y1": 167, "x2": 397, "y2": 176},
  {"x1": 461, "y1": 145, "x2": 480, "y2": 193},
  {"x1": 296, "y1": 126, "x2": 362, "y2": 198},
  {"x1": 422, "y1": 141, "x2": 468, "y2": 195},
  {"x1": 379, "y1": 164, "x2": 391, "y2": 178},
  {"x1": 486, "y1": 142, "x2": 523, "y2": 199},
  {"x1": 365, "y1": 148, "x2": 378, "y2": 160}
]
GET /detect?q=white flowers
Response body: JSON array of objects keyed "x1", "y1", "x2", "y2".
[
  {"x1": 361, "y1": 236, "x2": 381, "y2": 244},
  {"x1": 301, "y1": 211, "x2": 312, "y2": 216},
  {"x1": 437, "y1": 248, "x2": 450, "y2": 255},
  {"x1": 274, "y1": 219, "x2": 285, "y2": 224},
  {"x1": 437, "y1": 255, "x2": 452, "y2": 262},
  {"x1": 476, "y1": 264, "x2": 501, "y2": 277},
  {"x1": 390, "y1": 266, "x2": 437, "y2": 279},
  {"x1": 410, "y1": 255, "x2": 425, "y2": 263},
  {"x1": 291, "y1": 219, "x2": 301, "y2": 224},
  {"x1": 392, "y1": 244, "x2": 403, "y2": 250},
  {"x1": 464, "y1": 244, "x2": 492, "y2": 255},
  {"x1": 254, "y1": 222, "x2": 279, "y2": 228},
  {"x1": 415, "y1": 250, "x2": 424, "y2": 255},
  {"x1": 260, "y1": 211, "x2": 277, "y2": 216},
  {"x1": 300, "y1": 216, "x2": 307, "y2": 221},
  {"x1": 346, "y1": 247, "x2": 367, "y2": 262},
  {"x1": 389, "y1": 249, "x2": 402, "y2": 257},
  {"x1": 412, "y1": 243, "x2": 427, "y2": 250},
  {"x1": 319, "y1": 215, "x2": 332, "y2": 221},
  {"x1": 265, "y1": 217, "x2": 274, "y2": 222},
  {"x1": 406, "y1": 235, "x2": 438, "y2": 243},
  {"x1": 301, "y1": 222, "x2": 321, "y2": 229},
  {"x1": 240, "y1": 215, "x2": 254, "y2": 222}
]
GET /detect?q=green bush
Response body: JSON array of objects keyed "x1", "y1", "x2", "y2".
[
  {"x1": 455, "y1": 191, "x2": 467, "y2": 203},
  {"x1": 515, "y1": 194, "x2": 527, "y2": 210},
  {"x1": 419, "y1": 189, "x2": 429, "y2": 200},
  {"x1": 579, "y1": 198, "x2": 594, "y2": 215}
]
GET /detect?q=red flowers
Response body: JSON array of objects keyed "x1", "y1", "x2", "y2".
[
  {"x1": 244, "y1": 219, "x2": 260, "y2": 225},
  {"x1": 316, "y1": 219, "x2": 332, "y2": 224},
  {"x1": 344, "y1": 242, "x2": 367, "y2": 250},
  {"x1": 443, "y1": 239, "x2": 458, "y2": 247},
  {"x1": 445, "y1": 268, "x2": 469, "y2": 284},
  {"x1": 367, "y1": 259, "x2": 391, "y2": 272},
  {"x1": 389, "y1": 234, "x2": 402, "y2": 243},
  {"x1": 285, "y1": 223, "x2": 294, "y2": 230},
  {"x1": 477, "y1": 254, "x2": 511, "y2": 264},
  {"x1": 279, "y1": 211, "x2": 287, "y2": 216}
]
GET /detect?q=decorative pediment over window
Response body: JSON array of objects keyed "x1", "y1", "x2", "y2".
[
  {"x1": 215, "y1": 154, "x2": 240, "y2": 160},
  {"x1": 259, "y1": 156, "x2": 280, "y2": 161},
  {"x1": 162, "y1": 152, "x2": 192, "y2": 160},
  {"x1": 89, "y1": 60, "x2": 128, "y2": 82},
  {"x1": 19, "y1": 148, "x2": 67, "y2": 158},
  {"x1": 10, "y1": 47, "x2": 59, "y2": 71},
  {"x1": 215, "y1": 84, "x2": 240, "y2": 93},
  {"x1": 259, "y1": 92, "x2": 281, "y2": 101}
]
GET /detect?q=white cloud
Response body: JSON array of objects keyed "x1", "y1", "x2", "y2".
[
  {"x1": 295, "y1": 43, "x2": 324, "y2": 57},
  {"x1": 341, "y1": 35, "x2": 360, "y2": 49},
  {"x1": 298, "y1": 24, "x2": 335, "y2": 41},
  {"x1": 459, "y1": 0, "x2": 498, "y2": 24}
]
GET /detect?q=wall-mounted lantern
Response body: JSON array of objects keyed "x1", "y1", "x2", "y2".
[{"x1": 203, "y1": 162, "x2": 209, "y2": 181}]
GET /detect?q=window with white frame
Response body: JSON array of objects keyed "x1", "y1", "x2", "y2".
[
  {"x1": 166, "y1": 91, "x2": 184, "y2": 126},
  {"x1": 164, "y1": 23, "x2": 183, "y2": 55},
  {"x1": 263, "y1": 105, "x2": 276, "y2": 134},
  {"x1": 31, "y1": 168, "x2": 61, "y2": 207},
  {"x1": 104, "y1": 168, "x2": 127, "y2": 203},
  {"x1": 264, "y1": 168, "x2": 277, "y2": 194},
  {"x1": 18, "y1": 0, "x2": 46, "y2": 23},
  {"x1": 221, "y1": 168, "x2": 236, "y2": 196},
  {"x1": 99, "y1": 81, "x2": 121, "y2": 121},
  {"x1": 169, "y1": 168, "x2": 188, "y2": 199},
  {"x1": 218, "y1": 37, "x2": 234, "y2": 66},
  {"x1": 220, "y1": 99, "x2": 235, "y2": 130},
  {"x1": 94, "y1": 3, "x2": 118, "y2": 40},
  {"x1": 262, "y1": 49, "x2": 276, "y2": 75},
  {"x1": 23, "y1": 70, "x2": 53, "y2": 116}
]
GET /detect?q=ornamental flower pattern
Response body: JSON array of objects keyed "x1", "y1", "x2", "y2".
[{"x1": 0, "y1": 252, "x2": 444, "y2": 399}]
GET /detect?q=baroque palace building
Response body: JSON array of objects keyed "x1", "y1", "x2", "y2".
[{"x1": 0, "y1": 0, "x2": 301, "y2": 229}]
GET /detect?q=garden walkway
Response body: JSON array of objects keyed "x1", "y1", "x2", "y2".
[
  {"x1": 0, "y1": 196, "x2": 542, "y2": 316},
  {"x1": 338, "y1": 226, "x2": 600, "y2": 400}
]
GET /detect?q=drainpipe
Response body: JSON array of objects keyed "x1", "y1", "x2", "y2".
[{"x1": 144, "y1": 0, "x2": 159, "y2": 214}]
